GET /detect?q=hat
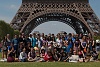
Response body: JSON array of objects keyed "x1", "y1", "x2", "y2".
[{"x1": 34, "y1": 47, "x2": 39, "y2": 50}]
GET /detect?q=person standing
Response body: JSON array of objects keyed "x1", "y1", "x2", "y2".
[
  {"x1": 6, "y1": 34, "x2": 11, "y2": 47},
  {"x1": 80, "y1": 36, "x2": 87, "y2": 57},
  {"x1": 32, "y1": 33, "x2": 37, "y2": 48},
  {"x1": 12, "y1": 35, "x2": 19, "y2": 58},
  {"x1": 0, "y1": 36, "x2": 7, "y2": 61}
]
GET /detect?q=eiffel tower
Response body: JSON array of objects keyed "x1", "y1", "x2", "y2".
[{"x1": 10, "y1": 0, "x2": 100, "y2": 36}]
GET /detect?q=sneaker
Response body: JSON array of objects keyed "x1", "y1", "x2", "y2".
[
  {"x1": 4, "y1": 58, "x2": 7, "y2": 61},
  {"x1": 0, "y1": 59, "x2": 5, "y2": 62}
]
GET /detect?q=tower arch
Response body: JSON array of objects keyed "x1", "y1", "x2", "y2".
[
  {"x1": 21, "y1": 12, "x2": 91, "y2": 35},
  {"x1": 10, "y1": 0, "x2": 100, "y2": 36}
]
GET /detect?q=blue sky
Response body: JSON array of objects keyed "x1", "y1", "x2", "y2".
[{"x1": 0, "y1": 0, "x2": 100, "y2": 34}]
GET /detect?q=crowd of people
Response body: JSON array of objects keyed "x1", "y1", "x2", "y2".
[{"x1": 0, "y1": 32, "x2": 99, "y2": 62}]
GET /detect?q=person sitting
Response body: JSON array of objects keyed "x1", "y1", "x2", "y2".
[
  {"x1": 44, "y1": 50, "x2": 53, "y2": 62},
  {"x1": 32, "y1": 47, "x2": 40, "y2": 62},
  {"x1": 52, "y1": 48, "x2": 59, "y2": 61},
  {"x1": 28, "y1": 47, "x2": 36, "y2": 62},
  {"x1": 69, "y1": 51, "x2": 79, "y2": 62},
  {"x1": 90, "y1": 48, "x2": 99, "y2": 61},
  {"x1": 19, "y1": 48, "x2": 27, "y2": 62},
  {"x1": 39, "y1": 49, "x2": 46, "y2": 62},
  {"x1": 78, "y1": 49, "x2": 85, "y2": 62},
  {"x1": 7, "y1": 47, "x2": 15, "y2": 62},
  {"x1": 60, "y1": 52, "x2": 68, "y2": 62},
  {"x1": 58, "y1": 49, "x2": 64, "y2": 61}
]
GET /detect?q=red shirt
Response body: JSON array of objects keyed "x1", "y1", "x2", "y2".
[{"x1": 44, "y1": 54, "x2": 53, "y2": 61}]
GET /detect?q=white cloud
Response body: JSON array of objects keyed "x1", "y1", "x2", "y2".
[{"x1": 0, "y1": 4, "x2": 20, "y2": 23}]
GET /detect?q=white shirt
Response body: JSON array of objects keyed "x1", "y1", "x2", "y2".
[{"x1": 19, "y1": 52, "x2": 27, "y2": 59}]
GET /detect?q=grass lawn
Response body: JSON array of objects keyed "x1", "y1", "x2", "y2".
[
  {"x1": 0, "y1": 52, "x2": 100, "y2": 67},
  {"x1": 0, "y1": 62, "x2": 100, "y2": 67}
]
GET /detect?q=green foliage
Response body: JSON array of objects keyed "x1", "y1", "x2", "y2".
[
  {"x1": 14, "y1": 30, "x2": 20, "y2": 36},
  {"x1": 93, "y1": 36, "x2": 100, "y2": 40},
  {"x1": 0, "y1": 20, "x2": 14, "y2": 41}
]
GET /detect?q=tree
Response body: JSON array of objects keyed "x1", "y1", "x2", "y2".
[
  {"x1": 14, "y1": 30, "x2": 20, "y2": 35},
  {"x1": 0, "y1": 20, "x2": 14, "y2": 41}
]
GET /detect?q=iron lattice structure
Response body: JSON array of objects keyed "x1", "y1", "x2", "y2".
[{"x1": 10, "y1": 0, "x2": 100, "y2": 36}]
